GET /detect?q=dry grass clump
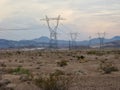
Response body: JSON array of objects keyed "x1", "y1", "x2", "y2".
[{"x1": 99, "y1": 60, "x2": 118, "y2": 74}]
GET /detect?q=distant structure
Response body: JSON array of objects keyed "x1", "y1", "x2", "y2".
[
  {"x1": 88, "y1": 36, "x2": 92, "y2": 48},
  {"x1": 97, "y1": 32, "x2": 106, "y2": 49},
  {"x1": 69, "y1": 32, "x2": 80, "y2": 49},
  {"x1": 40, "y1": 15, "x2": 65, "y2": 49}
]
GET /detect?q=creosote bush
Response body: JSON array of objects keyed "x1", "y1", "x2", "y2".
[
  {"x1": 57, "y1": 60, "x2": 68, "y2": 67},
  {"x1": 34, "y1": 75, "x2": 70, "y2": 90},
  {"x1": 76, "y1": 55, "x2": 88, "y2": 63},
  {"x1": 76, "y1": 55, "x2": 85, "y2": 60},
  {"x1": 50, "y1": 70, "x2": 65, "y2": 76},
  {"x1": 99, "y1": 61, "x2": 118, "y2": 74},
  {"x1": 16, "y1": 51, "x2": 21, "y2": 55}
]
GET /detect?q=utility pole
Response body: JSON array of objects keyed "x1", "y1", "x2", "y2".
[
  {"x1": 97, "y1": 32, "x2": 106, "y2": 49},
  {"x1": 40, "y1": 15, "x2": 65, "y2": 49},
  {"x1": 69, "y1": 32, "x2": 80, "y2": 49}
]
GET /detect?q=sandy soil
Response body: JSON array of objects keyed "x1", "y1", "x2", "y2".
[{"x1": 0, "y1": 49, "x2": 120, "y2": 90}]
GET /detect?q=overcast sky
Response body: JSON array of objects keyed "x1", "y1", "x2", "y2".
[{"x1": 0, "y1": 0, "x2": 120, "y2": 41}]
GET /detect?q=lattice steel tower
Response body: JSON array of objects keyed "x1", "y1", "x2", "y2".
[
  {"x1": 97, "y1": 32, "x2": 106, "y2": 49},
  {"x1": 70, "y1": 33, "x2": 79, "y2": 49},
  {"x1": 88, "y1": 36, "x2": 92, "y2": 48},
  {"x1": 41, "y1": 15, "x2": 64, "y2": 49}
]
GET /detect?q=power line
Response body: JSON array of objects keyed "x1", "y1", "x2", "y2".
[{"x1": 0, "y1": 27, "x2": 41, "y2": 31}]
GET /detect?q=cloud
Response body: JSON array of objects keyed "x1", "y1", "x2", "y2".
[
  {"x1": 0, "y1": 0, "x2": 120, "y2": 40},
  {"x1": 0, "y1": 1, "x2": 13, "y2": 20}
]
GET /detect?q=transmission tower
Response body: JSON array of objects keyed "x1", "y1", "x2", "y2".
[
  {"x1": 88, "y1": 36, "x2": 92, "y2": 48},
  {"x1": 69, "y1": 33, "x2": 80, "y2": 49},
  {"x1": 97, "y1": 32, "x2": 106, "y2": 49},
  {"x1": 40, "y1": 15, "x2": 65, "y2": 49}
]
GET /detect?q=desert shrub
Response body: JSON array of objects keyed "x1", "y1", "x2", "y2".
[
  {"x1": 15, "y1": 59, "x2": 18, "y2": 62},
  {"x1": 99, "y1": 61, "x2": 118, "y2": 74},
  {"x1": 107, "y1": 51, "x2": 111, "y2": 54},
  {"x1": 10, "y1": 67, "x2": 30, "y2": 75},
  {"x1": 58, "y1": 55, "x2": 62, "y2": 58},
  {"x1": 87, "y1": 51, "x2": 96, "y2": 55},
  {"x1": 0, "y1": 62, "x2": 7, "y2": 67},
  {"x1": 114, "y1": 54, "x2": 120, "y2": 59},
  {"x1": 57, "y1": 60, "x2": 67, "y2": 67},
  {"x1": 72, "y1": 55, "x2": 76, "y2": 58},
  {"x1": 79, "y1": 59, "x2": 88, "y2": 63},
  {"x1": 34, "y1": 75, "x2": 70, "y2": 90},
  {"x1": 103, "y1": 66, "x2": 118, "y2": 74},
  {"x1": 95, "y1": 57, "x2": 98, "y2": 60},
  {"x1": 6, "y1": 52, "x2": 13, "y2": 56},
  {"x1": 76, "y1": 55, "x2": 88, "y2": 63},
  {"x1": 50, "y1": 70, "x2": 65, "y2": 76},
  {"x1": 19, "y1": 60, "x2": 24, "y2": 63},
  {"x1": 76, "y1": 55, "x2": 85, "y2": 60},
  {"x1": 38, "y1": 52, "x2": 42, "y2": 56},
  {"x1": 87, "y1": 51, "x2": 104, "y2": 56},
  {"x1": 16, "y1": 51, "x2": 21, "y2": 54},
  {"x1": 67, "y1": 54, "x2": 71, "y2": 56},
  {"x1": 112, "y1": 50, "x2": 120, "y2": 54}
]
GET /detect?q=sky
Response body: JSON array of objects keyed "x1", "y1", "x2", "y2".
[{"x1": 0, "y1": 0, "x2": 120, "y2": 41}]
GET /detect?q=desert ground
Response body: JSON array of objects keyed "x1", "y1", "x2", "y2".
[{"x1": 0, "y1": 48, "x2": 120, "y2": 90}]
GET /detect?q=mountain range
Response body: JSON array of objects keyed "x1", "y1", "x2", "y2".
[{"x1": 0, "y1": 36, "x2": 120, "y2": 48}]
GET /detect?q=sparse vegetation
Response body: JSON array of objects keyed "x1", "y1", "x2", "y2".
[
  {"x1": 76, "y1": 55, "x2": 85, "y2": 60},
  {"x1": 50, "y1": 70, "x2": 65, "y2": 76},
  {"x1": 99, "y1": 61, "x2": 119, "y2": 74},
  {"x1": 10, "y1": 67, "x2": 30, "y2": 76},
  {"x1": 87, "y1": 50, "x2": 104, "y2": 56},
  {"x1": 114, "y1": 54, "x2": 120, "y2": 59},
  {"x1": 76, "y1": 55, "x2": 88, "y2": 63},
  {"x1": 57, "y1": 60, "x2": 68, "y2": 67},
  {"x1": 0, "y1": 62, "x2": 7, "y2": 67},
  {"x1": 0, "y1": 49, "x2": 120, "y2": 90},
  {"x1": 16, "y1": 51, "x2": 21, "y2": 55},
  {"x1": 34, "y1": 75, "x2": 70, "y2": 90}
]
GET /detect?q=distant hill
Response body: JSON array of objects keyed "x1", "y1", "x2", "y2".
[
  {"x1": 103, "y1": 40, "x2": 120, "y2": 48},
  {"x1": 33, "y1": 36, "x2": 49, "y2": 43},
  {"x1": 0, "y1": 36, "x2": 120, "y2": 48},
  {"x1": 0, "y1": 39, "x2": 16, "y2": 48},
  {"x1": 110, "y1": 36, "x2": 120, "y2": 41}
]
